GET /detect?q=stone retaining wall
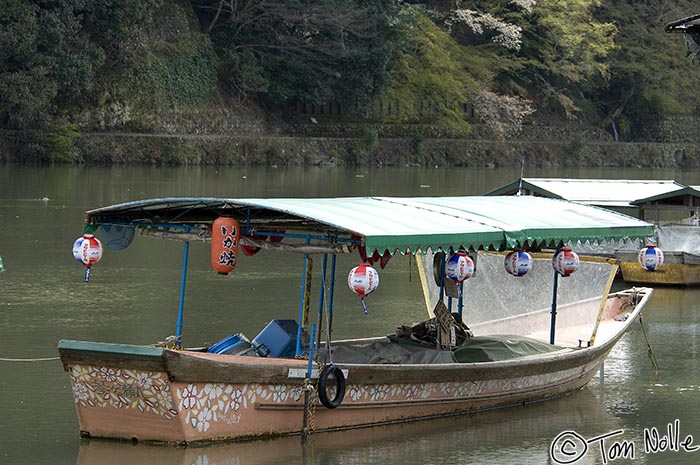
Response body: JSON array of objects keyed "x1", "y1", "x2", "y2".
[
  {"x1": 2, "y1": 117, "x2": 699, "y2": 167},
  {"x1": 63, "y1": 134, "x2": 700, "y2": 168}
]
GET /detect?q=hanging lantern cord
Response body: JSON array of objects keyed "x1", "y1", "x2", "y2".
[{"x1": 360, "y1": 298, "x2": 368, "y2": 315}]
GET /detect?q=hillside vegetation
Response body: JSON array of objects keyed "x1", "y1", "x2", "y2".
[{"x1": 1, "y1": 0, "x2": 698, "y2": 163}]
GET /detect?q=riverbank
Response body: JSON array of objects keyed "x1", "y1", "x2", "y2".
[{"x1": 2, "y1": 119, "x2": 699, "y2": 168}]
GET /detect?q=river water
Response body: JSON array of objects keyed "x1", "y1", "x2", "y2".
[{"x1": 1, "y1": 164, "x2": 700, "y2": 465}]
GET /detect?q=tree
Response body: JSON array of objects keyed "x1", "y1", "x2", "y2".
[
  {"x1": 500, "y1": 0, "x2": 616, "y2": 120},
  {"x1": 471, "y1": 90, "x2": 535, "y2": 139},
  {"x1": 408, "y1": 1, "x2": 536, "y2": 133},
  {"x1": 191, "y1": 0, "x2": 411, "y2": 109},
  {"x1": 436, "y1": 0, "x2": 536, "y2": 51},
  {"x1": 0, "y1": 1, "x2": 56, "y2": 127},
  {"x1": 378, "y1": 14, "x2": 479, "y2": 130},
  {"x1": 591, "y1": 0, "x2": 700, "y2": 139},
  {"x1": 38, "y1": 1, "x2": 106, "y2": 112}
]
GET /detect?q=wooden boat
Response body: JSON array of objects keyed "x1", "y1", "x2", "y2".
[
  {"x1": 488, "y1": 178, "x2": 700, "y2": 286},
  {"x1": 58, "y1": 196, "x2": 654, "y2": 445}
]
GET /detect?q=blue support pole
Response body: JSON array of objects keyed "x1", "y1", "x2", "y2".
[
  {"x1": 550, "y1": 268, "x2": 559, "y2": 345},
  {"x1": 175, "y1": 241, "x2": 190, "y2": 347},
  {"x1": 458, "y1": 283, "x2": 464, "y2": 317}
]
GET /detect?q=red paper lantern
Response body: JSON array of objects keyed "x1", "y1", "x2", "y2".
[{"x1": 211, "y1": 217, "x2": 240, "y2": 275}]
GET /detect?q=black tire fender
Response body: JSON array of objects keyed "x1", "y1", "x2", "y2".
[{"x1": 317, "y1": 364, "x2": 346, "y2": 409}]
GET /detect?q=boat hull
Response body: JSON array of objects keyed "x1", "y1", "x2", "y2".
[
  {"x1": 60, "y1": 348, "x2": 606, "y2": 444},
  {"x1": 58, "y1": 289, "x2": 650, "y2": 445}
]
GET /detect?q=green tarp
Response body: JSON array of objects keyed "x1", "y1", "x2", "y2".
[{"x1": 453, "y1": 335, "x2": 564, "y2": 363}]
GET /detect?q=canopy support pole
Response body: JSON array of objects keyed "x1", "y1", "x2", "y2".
[
  {"x1": 296, "y1": 248, "x2": 311, "y2": 357},
  {"x1": 315, "y1": 254, "x2": 328, "y2": 352},
  {"x1": 175, "y1": 241, "x2": 190, "y2": 347},
  {"x1": 327, "y1": 254, "x2": 337, "y2": 343},
  {"x1": 589, "y1": 263, "x2": 619, "y2": 346},
  {"x1": 415, "y1": 251, "x2": 434, "y2": 317},
  {"x1": 550, "y1": 268, "x2": 559, "y2": 345},
  {"x1": 295, "y1": 237, "x2": 311, "y2": 357},
  {"x1": 458, "y1": 283, "x2": 464, "y2": 317}
]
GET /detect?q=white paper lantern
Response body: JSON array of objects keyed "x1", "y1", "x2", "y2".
[
  {"x1": 445, "y1": 252, "x2": 475, "y2": 283},
  {"x1": 638, "y1": 245, "x2": 664, "y2": 271},
  {"x1": 72, "y1": 234, "x2": 103, "y2": 282},
  {"x1": 504, "y1": 250, "x2": 533, "y2": 277},
  {"x1": 552, "y1": 248, "x2": 579, "y2": 277},
  {"x1": 348, "y1": 264, "x2": 379, "y2": 314}
]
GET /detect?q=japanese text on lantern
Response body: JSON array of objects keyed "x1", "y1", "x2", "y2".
[
  {"x1": 218, "y1": 224, "x2": 238, "y2": 267},
  {"x1": 211, "y1": 217, "x2": 240, "y2": 274}
]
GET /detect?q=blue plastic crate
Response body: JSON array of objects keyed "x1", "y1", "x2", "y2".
[
  {"x1": 207, "y1": 333, "x2": 250, "y2": 355},
  {"x1": 251, "y1": 319, "x2": 298, "y2": 358}
]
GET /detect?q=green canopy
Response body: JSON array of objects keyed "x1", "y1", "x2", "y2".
[{"x1": 85, "y1": 195, "x2": 654, "y2": 255}]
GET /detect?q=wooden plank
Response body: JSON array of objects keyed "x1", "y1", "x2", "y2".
[
  {"x1": 163, "y1": 350, "x2": 308, "y2": 384},
  {"x1": 57, "y1": 339, "x2": 165, "y2": 372},
  {"x1": 58, "y1": 339, "x2": 164, "y2": 358}
]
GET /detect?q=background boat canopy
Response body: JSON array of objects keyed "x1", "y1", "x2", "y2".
[{"x1": 486, "y1": 178, "x2": 686, "y2": 208}]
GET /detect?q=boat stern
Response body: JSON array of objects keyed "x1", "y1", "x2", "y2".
[{"x1": 58, "y1": 340, "x2": 189, "y2": 444}]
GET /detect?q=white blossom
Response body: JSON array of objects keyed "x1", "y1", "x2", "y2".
[
  {"x1": 450, "y1": 8, "x2": 524, "y2": 50},
  {"x1": 470, "y1": 90, "x2": 536, "y2": 140}
]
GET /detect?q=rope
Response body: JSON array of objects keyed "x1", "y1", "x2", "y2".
[
  {"x1": 638, "y1": 313, "x2": 660, "y2": 373},
  {"x1": 152, "y1": 335, "x2": 182, "y2": 350},
  {"x1": 303, "y1": 378, "x2": 318, "y2": 433},
  {"x1": 0, "y1": 356, "x2": 60, "y2": 362}
]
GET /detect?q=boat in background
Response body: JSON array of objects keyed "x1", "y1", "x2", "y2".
[
  {"x1": 620, "y1": 185, "x2": 700, "y2": 285},
  {"x1": 487, "y1": 178, "x2": 700, "y2": 285},
  {"x1": 665, "y1": 13, "x2": 700, "y2": 61},
  {"x1": 58, "y1": 196, "x2": 654, "y2": 444}
]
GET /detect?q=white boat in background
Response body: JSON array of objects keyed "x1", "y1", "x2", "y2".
[
  {"x1": 58, "y1": 195, "x2": 654, "y2": 444},
  {"x1": 488, "y1": 178, "x2": 700, "y2": 285}
]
